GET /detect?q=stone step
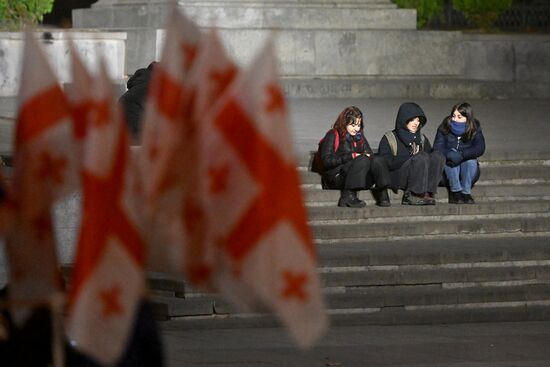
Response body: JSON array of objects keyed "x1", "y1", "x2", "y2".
[
  {"x1": 150, "y1": 283, "x2": 550, "y2": 320},
  {"x1": 75, "y1": 2, "x2": 413, "y2": 31},
  {"x1": 303, "y1": 184, "x2": 550, "y2": 204},
  {"x1": 318, "y1": 236, "x2": 550, "y2": 266},
  {"x1": 320, "y1": 263, "x2": 550, "y2": 288},
  {"x1": 299, "y1": 162, "x2": 550, "y2": 185},
  {"x1": 171, "y1": 263, "x2": 550, "y2": 300},
  {"x1": 176, "y1": 0, "x2": 397, "y2": 5},
  {"x1": 307, "y1": 200, "x2": 550, "y2": 222},
  {"x1": 281, "y1": 77, "x2": 550, "y2": 99},
  {"x1": 184, "y1": 6, "x2": 411, "y2": 30},
  {"x1": 149, "y1": 262, "x2": 550, "y2": 301},
  {"x1": 146, "y1": 237, "x2": 550, "y2": 297},
  {"x1": 296, "y1": 153, "x2": 550, "y2": 172},
  {"x1": 325, "y1": 283, "x2": 550, "y2": 310},
  {"x1": 160, "y1": 301, "x2": 550, "y2": 328},
  {"x1": 312, "y1": 215, "x2": 550, "y2": 243},
  {"x1": 148, "y1": 238, "x2": 550, "y2": 289},
  {"x1": 148, "y1": 236, "x2": 550, "y2": 324}
]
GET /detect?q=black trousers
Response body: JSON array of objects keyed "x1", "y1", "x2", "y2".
[
  {"x1": 397, "y1": 151, "x2": 445, "y2": 194},
  {"x1": 340, "y1": 155, "x2": 391, "y2": 190}
]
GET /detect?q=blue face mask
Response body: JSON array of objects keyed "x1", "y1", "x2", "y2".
[{"x1": 450, "y1": 120, "x2": 466, "y2": 135}]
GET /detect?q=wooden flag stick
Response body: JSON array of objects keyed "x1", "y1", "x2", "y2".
[{"x1": 50, "y1": 292, "x2": 66, "y2": 367}]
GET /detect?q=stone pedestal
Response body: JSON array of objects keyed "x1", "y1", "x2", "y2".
[
  {"x1": 73, "y1": 0, "x2": 418, "y2": 74},
  {"x1": 0, "y1": 31, "x2": 126, "y2": 97},
  {"x1": 71, "y1": 1, "x2": 550, "y2": 99}
]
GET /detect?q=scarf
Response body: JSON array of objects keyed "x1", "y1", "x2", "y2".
[
  {"x1": 396, "y1": 127, "x2": 421, "y2": 147},
  {"x1": 450, "y1": 120, "x2": 466, "y2": 136}
]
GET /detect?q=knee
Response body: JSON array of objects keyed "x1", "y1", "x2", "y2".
[
  {"x1": 371, "y1": 155, "x2": 387, "y2": 169},
  {"x1": 355, "y1": 155, "x2": 371, "y2": 168},
  {"x1": 413, "y1": 152, "x2": 430, "y2": 165},
  {"x1": 431, "y1": 150, "x2": 446, "y2": 164}
]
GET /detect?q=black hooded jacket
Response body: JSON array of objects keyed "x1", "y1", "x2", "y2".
[
  {"x1": 378, "y1": 102, "x2": 433, "y2": 171},
  {"x1": 118, "y1": 62, "x2": 156, "y2": 139}
]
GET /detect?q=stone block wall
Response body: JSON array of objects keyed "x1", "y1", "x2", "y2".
[{"x1": 0, "y1": 31, "x2": 126, "y2": 97}]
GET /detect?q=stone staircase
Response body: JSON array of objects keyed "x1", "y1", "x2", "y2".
[{"x1": 148, "y1": 152, "x2": 550, "y2": 327}]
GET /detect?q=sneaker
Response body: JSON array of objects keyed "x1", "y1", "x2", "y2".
[
  {"x1": 401, "y1": 191, "x2": 411, "y2": 205},
  {"x1": 424, "y1": 192, "x2": 436, "y2": 205},
  {"x1": 372, "y1": 188, "x2": 391, "y2": 207},
  {"x1": 462, "y1": 193, "x2": 475, "y2": 204},
  {"x1": 402, "y1": 192, "x2": 427, "y2": 205},
  {"x1": 448, "y1": 191, "x2": 464, "y2": 204}
]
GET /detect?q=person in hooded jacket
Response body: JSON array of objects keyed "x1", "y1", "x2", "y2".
[
  {"x1": 118, "y1": 62, "x2": 157, "y2": 142},
  {"x1": 378, "y1": 102, "x2": 445, "y2": 205},
  {"x1": 320, "y1": 106, "x2": 391, "y2": 207},
  {"x1": 433, "y1": 102, "x2": 486, "y2": 204}
]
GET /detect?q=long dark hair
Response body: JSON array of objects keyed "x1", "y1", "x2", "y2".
[
  {"x1": 332, "y1": 106, "x2": 363, "y2": 137},
  {"x1": 440, "y1": 102, "x2": 479, "y2": 141}
]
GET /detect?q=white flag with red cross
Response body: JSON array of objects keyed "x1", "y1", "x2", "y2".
[
  {"x1": 66, "y1": 61, "x2": 146, "y2": 366},
  {"x1": 6, "y1": 31, "x2": 80, "y2": 312},
  {"x1": 140, "y1": 7, "x2": 201, "y2": 205},
  {"x1": 203, "y1": 39, "x2": 328, "y2": 348},
  {"x1": 13, "y1": 31, "x2": 80, "y2": 217},
  {"x1": 170, "y1": 28, "x2": 240, "y2": 289},
  {"x1": 139, "y1": 8, "x2": 202, "y2": 274}
]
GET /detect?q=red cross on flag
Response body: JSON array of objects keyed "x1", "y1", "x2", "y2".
[
  {"x1": 140, "y1": 7, "x2": 201, "y2": 206},
  {"x1": 166, "y1": 29, "x2": 240, "y2": 289},
  {"x1": 139, "y1": 8, "x2": 202, "y2": 273},
  {"x1": 6, "y1": 31, "x2": 81, "y2": 315},
  {"x1": 13, "y1": 31, "x2": 80, "y2": 218},
  {"x1": 188, "y1": 29, "x2": 238, "y2": 120},
  {"x1": 66, "y1": 62, "x2": 146, "y2": 366},
  {"x1": 203, "y1": 39, "x2": 328, "y2": 348},
  {"x1": 67, "y1": 39, "x2": 94, "y2": 149}
]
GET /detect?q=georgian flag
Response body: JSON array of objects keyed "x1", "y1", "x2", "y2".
[
  {"x1": 204, "y1": 39, "x2": 328, "y2": 348},
  {"x1": 66, "y1": 61, "x2": 146, "y2": 366}
]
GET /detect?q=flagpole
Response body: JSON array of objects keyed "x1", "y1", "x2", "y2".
[{"x1": 50, "y1": 292, "x2": 66, "y2": 367}]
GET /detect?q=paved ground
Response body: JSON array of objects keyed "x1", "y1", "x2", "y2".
[
  {"x1": 161, "y1": 321, "x2": 550, "y2": 367},
  {"x1": 287, "y1": 98, "x2": 550, "y2": 158},
  {"x1": 2, "y1": 98, "x2": 550, "y2": 158}
]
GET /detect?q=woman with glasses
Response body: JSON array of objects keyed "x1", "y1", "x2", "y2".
[{"x1": 319, "y1": 106, "x2": 391, "y2": 208}]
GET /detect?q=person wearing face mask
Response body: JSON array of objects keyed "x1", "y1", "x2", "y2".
[
  {"x1": 378, "y1": 102, "x2": 445, "y2": 205},
  {"x1": 434, "y1": 102, "x2": 486, "y2": 204},
  {"x1": 319, "y1": 106, "x2": 391, "y2": 208}
]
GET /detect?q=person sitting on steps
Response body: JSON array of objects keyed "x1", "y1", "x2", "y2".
[
  {"x1": 378, "y1": 102, "x2": 445, "y2": 205},
  {"x1": 118, "y1": 61, "x2": 157, "y2": 143},
  {"x1": 433, "y1": 102, "x2": 486, "y2": 204},
  {"x1": 319, "y1": 106, "x2": 391, "y2": 208}
]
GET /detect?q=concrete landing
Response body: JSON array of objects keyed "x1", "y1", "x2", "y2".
[{"x1": 161, "y1": 321, "x2": 550, "y2": 367}]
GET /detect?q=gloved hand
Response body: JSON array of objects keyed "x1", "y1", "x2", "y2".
[{"x1": 446, "y1": 149, "x2": 463, "y2": 167}]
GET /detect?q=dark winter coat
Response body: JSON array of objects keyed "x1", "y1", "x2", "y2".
[
  {"x1": 378, "y1": 103, "x2": 433, "y2": 189},
  {"x1": 118, "y1": 62, "x2": 156, "y2": 140},
  {"x1": 378, "y1": 102, "x2": 433, "y2": 171},
  {"x1": 433, "y1": 120, "x2": 486, "y2": 162},
  {"x1": 320, "y1": 129, "x2": 373, "y2": 189}
]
